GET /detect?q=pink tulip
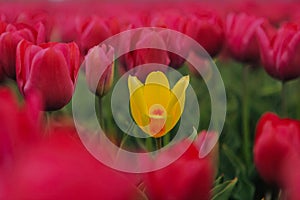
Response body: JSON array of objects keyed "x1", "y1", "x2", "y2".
[
  {"x1": 16, "y1": 40, "x2": 80, "y2": 111},
  {"x1": 85, "y1": 44, "x2": 114, "y2": 97},
  {"x1": 256, "y1": 22, "x2": 300, "y2": 81}
]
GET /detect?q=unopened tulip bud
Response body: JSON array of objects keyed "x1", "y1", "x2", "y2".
[{"x1": 85, "y1": 44, "x2": 114, "y2": 97}]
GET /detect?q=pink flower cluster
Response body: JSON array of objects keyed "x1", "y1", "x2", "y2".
[{"x1": 0, "y1": 1, "x2": 299, "y2": 110}]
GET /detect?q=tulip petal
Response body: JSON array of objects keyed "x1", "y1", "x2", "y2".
[
  {"x1": 169, "y1": 75, "x2": 189, "y2": 113},
  {"x1": 145, "y1": 71, "x2": 170, "y2": 89},
  {"x1": 128, "y1": 75, "x2": 143, "y2": 96},
  {"x1": 25, "y1": 48, "x2": 74, "y2": 110},
  {"x1": 128, "y1": 75, "x2": 149, "y2": 126},
  {"x1": 143, "y1": 72, "x2": 170, "y2": 109}
]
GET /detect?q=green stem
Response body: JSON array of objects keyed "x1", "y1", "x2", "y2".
[
  {"x1": 98, "y1": 97, "x2": 105, "y2": 131},
  {"x1": 163, "y1": 133, "x2": 170, "y2": 147},
  {"x1": 119, "y1": 121, "x2": 135, "y2": 149},
  {"x1": 242, "y1": 65, "x2": 251, "y2": 167},
  {"x1": 156, "y1": 137, "x2": 162, "y2": 150},
  {"x1": 281, "y1": 81, "x2": 287, "y2": 117}
]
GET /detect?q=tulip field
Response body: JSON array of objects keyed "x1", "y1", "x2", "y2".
[{"x1": 1, "y1": 1, "x2": 300, "y2": 200}]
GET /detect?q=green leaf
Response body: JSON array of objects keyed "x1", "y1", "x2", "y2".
[
  {"x1": 212, "y1": 177, "x2": 238, "y2": 200},
  {"x1": 214, "y1": 175, "x2": 224, "y2": 186},
  {"x1": 222, "y1": 144, "x2": 247, "y2": 175}
]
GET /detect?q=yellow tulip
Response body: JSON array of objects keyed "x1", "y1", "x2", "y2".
[{"x1": 128, "y1": 71, "x2": 189, "y2": 138}]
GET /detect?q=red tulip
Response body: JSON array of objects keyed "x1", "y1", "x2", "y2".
[
  {"x1": 183, "y1": 11, "x2": 224, "y2": 57},
  {"x1": 256, "y1": 22, "x2": 300, "y2": 81},
  {"x1": 85, "y1": 44, "x2": 114, "y2": 97},
  {"x1": 119, "y1": 30, "x2": 170, "y2": 80},
  {"x1": 16, "y1": 10, "x2": 52, "y2": 41},
  {"x1": 157, "y1": 28, "x2": 188, "y2": 69},
  {"x1": 4, "y1": 125, "x2": 145, "y2": 200},
  {"x1": 144, "y1": 138, "x2": 214, "y2": 200},
  {"x1": 16, "y1": 40, "x2": 80, "y2": 111},
  {"x1": 282, "y1": 157, "x2": 300, "y2": 199},
  {"x1": 0, "y1": 21, "x2": 45, "y2": 79},
  {"x1": 225, "y1": 13, "x2": 266, "y2": 63},
  {"x1": 254, "y1": 112, "x2": 300, "y2": 185},
  {"x1": 76, "y1": 16, "x2": 112, "y2": 54}
]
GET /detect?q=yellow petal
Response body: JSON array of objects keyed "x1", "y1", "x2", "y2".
[
  {"x1": 168, "y1": 75, "x2": 189, "y2": 113},
  {"x1": 128, "y1": 75, "x2": 149, "y2": 126},
  {"x1": 145, "y1": 71, "x2": 170, "y2": 89},
  {"x1": 143, "y1": 71, "x2": 171, "y2": 109},
  {"x1": 128, "y1": 75, "x2": 143, "y2": 96}
]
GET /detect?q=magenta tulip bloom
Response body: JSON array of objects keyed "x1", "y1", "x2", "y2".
[
  {"x1": 76, "y1": 16, "x2": 112, "y2": 54},
  {"x1": 256, "y1": 22, "x2": 300, "y2": 81},
  {"x1": 119, "y1": 30, "x2": 170, "y2": 80},
  {"x1": 254, "y1": 112, "x2": 300, "y2": 185},
  {"x1": 16, "y1": 40, "x2": 80, "y2": 111},
  {"x1": 0, "y1": 21, "x2": 45, "y2": 79},
  {"x1": 144, "y1": 138, "x2": 214, "y2": 200},
  {"x1": 225, "y1": 13, "x2": 268, "y2": 63},
  {"x1": 184, "y1": 11, "x2": 224, "y2": 57}
]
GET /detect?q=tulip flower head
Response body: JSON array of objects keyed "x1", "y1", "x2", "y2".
[{"x1": 128, "y1": 71, "x2": 189, "y2": 138}]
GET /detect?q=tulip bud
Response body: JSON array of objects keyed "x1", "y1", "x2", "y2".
[
  {"x1": 256, "y1": 22, "x2": 300, "y2": 81},
  {"x1": 85, "y1": 44, "x2": 114, "y2": 97},
  {"x1": 254, "y1": 112, "x2": 300, "y2": 185},
  {"x1": 16, "y1": 40, "x2": 80, "y2": 111}
]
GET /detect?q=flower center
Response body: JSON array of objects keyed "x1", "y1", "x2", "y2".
[{"x1": 148, "y1": 104, "x2": 167, "y2": 136}]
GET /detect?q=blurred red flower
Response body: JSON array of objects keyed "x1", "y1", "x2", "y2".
[
  {"x1": 0, "y1": 87, "x2": 43, "y2": 171},
  {"x1": 16, "y1": 10, "x2": 53, "y2": 41},
  {"x1": 225, "y1": 13, "x2": 271, "y2": 63},
  {"x1": 183, "y1": 11, "x2": 224, "y2": 57},
  {"x1": 76, "y1": 16, "x2": 112, "y2": 54},
  {"x1": 3, "y1": 124, "x2": 144, "y2": 200},
  {"x1": 0, "y1": 21, "x2": 45, "y2": 80},
  {"x1": 254, "y1": 112, "x2": 300, "y2": 185},
  {"x1": 256, "y1": 22, "x2": 300, "y2": 81},
  {"x1": 119, "y1": 29, "x2": 170, "y2": 80},
  {"x1": 143, "y1": 135, "x2": 215, "y2": 200},
  {"x1": 16, "y1": 40, "x2": 80, "y2": 111}
]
